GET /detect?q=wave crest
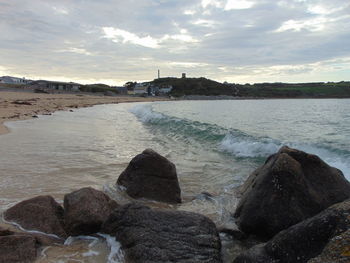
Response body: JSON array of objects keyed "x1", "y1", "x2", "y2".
[
  {"x1": 130, "y1": 104, "x2": 350, "y2": 179},
  {"x1": 219, "y1": 133, "x2": 281, "y2": 158}
]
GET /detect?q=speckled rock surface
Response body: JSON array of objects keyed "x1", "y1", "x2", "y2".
[
  {"x1": 308, "y1": 229, "x2": 350, "y2": 263},
  {"x1": 234, "y1": 146, "x2": 350, "y2": 238}
]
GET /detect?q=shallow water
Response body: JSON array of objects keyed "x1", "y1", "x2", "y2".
[{"x1": 0, "y1": 99, "x2": 349, "y2": 262}]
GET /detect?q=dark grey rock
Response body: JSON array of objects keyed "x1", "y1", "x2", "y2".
[
  {"x1": 4, "y1": 195, "x2": 66, "y2": 238},
  {"x1": 233, "y1": 199, "x2": 350, "y2": 263},
  {"x1": 234, "y1": 146, "x2": 350, "y2": 238},
  {"x1": 64, "y1": 187, "x2": 119, "y2": 236},
  {"x1": 101, "y1": 203, "x2": 222, "y2": 263},
  {"x1": 117, "y1": 149, "x2": 181, "y2": 204}
]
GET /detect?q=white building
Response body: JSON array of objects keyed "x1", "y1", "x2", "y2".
[
  {"x1": 134, "y1": 82, "x2": 150, "y2": 95},
  {"x1": 0, "y1": 76, "x2": 31, "y2": 84},
  {"x1": 159, "y1": 85, "x2": 173, "y2": 94}
]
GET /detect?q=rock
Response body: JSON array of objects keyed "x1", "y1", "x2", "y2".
[
  {"x1": 234, "y1": 146, "x2": 350, "y2": 238},
  {"x1": 0, "y1": 227, "x2": 14, "y2": 236},
  {"x1": 101, "y1": 203, "x2": 222, "y2": 263},
  {"x1": 11, "y1": 100, "x2": 32, "y2": 105},
  {"x1": 308, "y1": 229, "x2": 350, "y2": 263},
  {"x1": 117, "y1": 149, "x2": 181, "y2": 203},
  {"x1": 233, "y1": 199, "x2": 350, "y2": 263},
  {"x1": 0, "y1": 235, "x2": 37, "y2": 263},
  {"x1": 0, "y1": 226, "x2": 62, "y2": 246},
  {"x1": 64, "y1": 187, "x2": 119, "y2": 236},
  {"x1": 4, "y1": 195, "x2": 66, "y2": 238}
]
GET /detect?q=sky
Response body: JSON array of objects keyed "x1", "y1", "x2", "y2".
[{"x1": 0, "y1": 0, "x2": 349, "y2": 85}]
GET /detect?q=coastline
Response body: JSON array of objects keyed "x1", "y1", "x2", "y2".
[{"x1": 0, "y1": 91, "x2": 170, "y2": 136}]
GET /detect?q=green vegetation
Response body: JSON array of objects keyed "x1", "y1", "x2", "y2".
[
  {"x1": 79, "y1": 84, "x2": 117, "y2": 94},
  {"x1": 151, "y1": 78, "x2": 350, "y2": 98},
  {"x1": 238, "y1": 82, "x2": 350, "y2": 98},
  {"x1": 152, "y1": 77, "x2": 235, "y2": 97}
]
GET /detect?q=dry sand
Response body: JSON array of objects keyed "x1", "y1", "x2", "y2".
[{"x1": 0, "y1": 91, "x2": 169, "y2": 135}]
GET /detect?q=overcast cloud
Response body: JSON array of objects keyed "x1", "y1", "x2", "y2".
[{"x1": 0, "y1": 0, "x2": 349, "y2": 85}]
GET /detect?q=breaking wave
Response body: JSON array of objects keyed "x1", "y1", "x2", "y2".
[{"x1": 130, "y1": 104, "x2": 350, "y2": 180}]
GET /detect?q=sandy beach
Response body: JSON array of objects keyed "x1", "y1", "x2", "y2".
[{"x1": 0, "y1": 91, "x2": 169, "y2": 135}]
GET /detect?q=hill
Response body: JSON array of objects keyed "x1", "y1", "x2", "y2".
[{"x1": 151, "y1": 78, "x2": 350, "y2": 98}]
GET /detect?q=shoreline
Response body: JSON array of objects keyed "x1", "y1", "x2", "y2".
[
  {"x1": 0, "y1": 91, "x2": 170, "y2": 136},
  {"x1": 2, "y1": 91, "x2": 349, "y2": 135}
]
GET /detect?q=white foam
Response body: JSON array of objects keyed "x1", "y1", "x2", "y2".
[
  {"x1": 64, "y1": 235, "x2": 99, "y2": 246},
  {"x1": 219, "y1": 133, "x2": 281, "y2": 158},
  {"x1": 2, "y1": 214, "x2": 62, "y2": 240},
  {"x1": 82, "y1": 250, "x2": 100, "y2": 257},
  {"x1": 219, "y1": 133, "x2": 350, "y2": 180},
  {"x1": 129, "y1": 104, "x2": 164, "y2": 123},
  {"x1": 98, "y1": 233, "x2": 124, "y2": 263},
  {"x1": 290, "y1": 143, "x2": 350, "y2": 180}
]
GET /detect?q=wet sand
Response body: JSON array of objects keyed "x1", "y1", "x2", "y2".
[{"x1": 0, "y1": 91, "x2": 169, "y2": 135}]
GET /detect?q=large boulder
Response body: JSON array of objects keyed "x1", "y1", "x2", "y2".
[
  {"x1": 0, "y1": 235, "x2": 37, "y2": 263},
  {"x1": 234, "y1": 146, "x2": 350, "y2": 238},
  {"x1": 64, "y1": 187, "x2": 119, "y2": 236},
  {"x1": 101, "y1": 203, "x2": 222, "y2": 263},
  {"x1": 233, "y1": 199, "x2": 350, "y2": 263},
  {"x1": 4, "y1": 195, "x2": 66, "y2": 238},
  {"x1": 117, "y1": 149, "x2": 181, "y2": 203}
]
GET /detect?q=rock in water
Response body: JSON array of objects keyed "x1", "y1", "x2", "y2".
[
  {"x1": 0, "y1": 235, "x2": 37, "y2": 263},
  {"x1": 64, "y1": 187, "x2": 119, "y2": 236},
  {"x1": 101, "y1": 203, "x2": 222, "y2": 263},
  {"x1": 117, "y1": 149, "x2": 181, "y2": 203},
  {"x1": 4, "y1": 195, "x2": 66, "y2": 238},
  {"x1": 234, "y1": 146, "x2": 350, "y2": 238},
  {"x1": 234, "y1": 199, "x2": 350, "y2": 263}
]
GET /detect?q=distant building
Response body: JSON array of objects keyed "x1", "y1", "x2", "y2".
[
  {"x1": 30, "y1": 80, "x2": 81, "y2": 91},
  {"x1": 133, "y1": 82, "x2": 149, "y2": 95},
  {"x1": 133, "y1": 82, "x2": 162, "y2": 96},
  {"x1": 0, "y1": 76, "x2": 31, "y2": 84},
  {"x1": 182, "y1": 73, "x2": 186, "y2": 78},
  {"x1": 159, "y1": 85, "x2": 173, "y2": 94},
  {"x1": 115, "y1": 86, "x2": 128, "y2": 94}
]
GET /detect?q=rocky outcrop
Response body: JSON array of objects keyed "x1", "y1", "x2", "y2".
[
  {"x1": 117, "y1": 149, "x2": 181, "y2": 203},
  {"x1": 4, "y1": 195, "x2": 66, "y2": 238},
  {"x1": 64, "y1": 187, "x2": 119, "y2": 236},
  {"x1": 234, "y1": 146, "x2": 350, "y2": 238},
  {"x1": 0, "y1": 235, "x2": 37, "y2": 263},
  {"x1": 233, "y1": 199, "x2": 350, "y2": 263},
  {"x1": 101, "y1": 203, "x2": 222, "y2": 263}
]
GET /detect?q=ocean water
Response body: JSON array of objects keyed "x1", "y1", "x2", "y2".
[{"x1": 0, "y1": 99, "x2": 349, "y2": 262}]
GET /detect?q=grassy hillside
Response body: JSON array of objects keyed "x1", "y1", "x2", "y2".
[
  {"x1": 238, "y1": 82, "x2": 350, "y2": 98},
  {"x1": 151, "y1": 78, "x2": 350, "y2": 98},
  {"x1": 79, "y1": 84, "x2": 117, "y2": 94},
  {"x1": 152, "y1": 77, "x2": 237, "y2": 96}
]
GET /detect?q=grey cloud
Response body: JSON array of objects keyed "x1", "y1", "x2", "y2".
[{"x1": 0, "y1": 0, "x2": 349, "y2": 84}]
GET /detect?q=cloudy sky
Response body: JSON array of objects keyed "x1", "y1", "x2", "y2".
[{"x1": 0, "y1": 0, "x2": 349, "y2": 85}]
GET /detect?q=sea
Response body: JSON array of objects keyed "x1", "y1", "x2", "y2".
[{"x1": 0, "y1": 99, "x2": 349, "y2": 262}]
